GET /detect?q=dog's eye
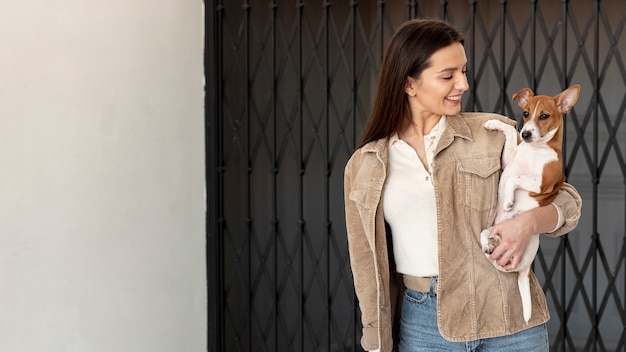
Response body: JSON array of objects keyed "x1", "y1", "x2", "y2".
[
  {"x1": 523, "y1": 111, "x2": 529, "y2": 118},
  {"x1": 540, "y1": 114, "x2": 549, "y2": 120}
]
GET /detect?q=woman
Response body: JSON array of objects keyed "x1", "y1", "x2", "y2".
[{"x1": 343, "y1": 19, "x2": 581, "y2": 351}]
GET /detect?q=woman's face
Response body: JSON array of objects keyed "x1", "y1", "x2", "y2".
[{"x1": 406, "y1": 42, "x2": 469, "y2": 118}]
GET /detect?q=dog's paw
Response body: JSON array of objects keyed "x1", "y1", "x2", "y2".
[
  {"x1": 484, "y1": 119, "x2": 503, "y2": 131},
  {"x1": 489, "y1": 235, "x2": 502, "y2": 245},
  {"x1": 483, "y1": 234, "x2": 501, "y2": 254},
  {"x1": 503, "y1": 191, "x2": 516, "y2": 210}
]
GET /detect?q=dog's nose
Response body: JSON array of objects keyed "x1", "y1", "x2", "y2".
[{"x1": 521, "y1": 131, "x2": 532, "y2": 141}]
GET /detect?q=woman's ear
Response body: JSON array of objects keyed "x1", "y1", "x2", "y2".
[{"x1": 405, "y1": 76, "x2": 416, "y2": 96}]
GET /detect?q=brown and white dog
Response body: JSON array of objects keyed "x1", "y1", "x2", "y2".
[{"x1": 480, "y1": 85, "x2": 580, "y2": 323}]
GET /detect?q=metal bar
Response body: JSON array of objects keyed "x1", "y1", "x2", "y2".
[
  {"x1": 500, "y1": 0, "x2": 506, "y2": 115},
  {"x1": 407, "y1": 0, "x2": 417, "y2": 20},
  {"x1": 379, "y1": 0, "x2": 385, "y2": 63},
  {"x1": 592, "y1": 1, "x2": 600, "y2": 351},
  {"x1": 351, "y1": 1, "x2": 357, "y2": 155},
  {"x1": 324, "y1": 2, "x2": 331, "y2": 349},
  {"x1": 296, "y1": 1, "x2": 305, "y2": 350},
  {"x1": 561, "y1": 0, "x2": 569, "y2": 171},
  {"x1": 207, "y1": 0, "x2": 224, "y2": 351},
  {"x1": 271, "y1": 1, "x2": 278, "y2": 350},
  {"x1": 531, "y1": 0, "x2": 536, "y2": 92},
  {"x1": 468, "y1": 0, "x2": 476, "y2": 110},
  {"x1": 243, "y1": 1, "x2": 252, "y2": 350},
  {"x1": 296, "y1": 0, "x2": 306, "y2": 351}
]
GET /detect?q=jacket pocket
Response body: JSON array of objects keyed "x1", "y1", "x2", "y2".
[
  {"x1": 458, "y1": 154, "x2": 501, "y2": 211},
  {"x1": 403, "y1": 289, "x2": 429, "y2": 304}
]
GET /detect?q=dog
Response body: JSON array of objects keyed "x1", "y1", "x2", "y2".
[{"x1": 479, "y1": 84, "x2": 580, "y2": 323}]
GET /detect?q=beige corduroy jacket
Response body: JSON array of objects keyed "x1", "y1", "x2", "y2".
[{"x1": 344, "y1": 112, "x2": 582, "y2": 352}]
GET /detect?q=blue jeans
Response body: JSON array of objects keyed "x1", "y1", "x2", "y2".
[{"x1": 399, "y1": 279, "x2": 549, "y2": 351}]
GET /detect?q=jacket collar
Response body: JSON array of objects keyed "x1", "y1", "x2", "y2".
[
  {"x1": 360, "y1": 137, "x2": 388, "y2": 154},
  {"x1": 359, "y1": 113, "x2": 474, "y2": 155},
  {"x1": 436, "y1": 113, "x2": 473, "y2": 153}
]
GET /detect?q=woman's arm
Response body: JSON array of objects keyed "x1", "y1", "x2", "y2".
[
  {"x1": 344, "y1": 161, "x2": 380, "y2": 352},
  {"x1": 487, "y1": 182, "x2": 582, "y2": 270}
]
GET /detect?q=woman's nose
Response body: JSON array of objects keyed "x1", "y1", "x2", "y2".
[{"x1": 456, "y1": 75, "x2": 469, "y2": 91}]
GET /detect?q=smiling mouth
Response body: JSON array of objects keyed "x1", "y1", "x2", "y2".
[{"x1": 447, "y1": 95, "x2": 462, "y2": 101}]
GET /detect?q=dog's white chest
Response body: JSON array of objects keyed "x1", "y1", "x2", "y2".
[
  {"x1": 495, "y1": 143, "x2": 558, "y2": 222},
  {"x1": 502, "y1": 143, "x2": 557, "y2": 176}
]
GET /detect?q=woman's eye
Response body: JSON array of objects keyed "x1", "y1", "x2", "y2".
[{"x1": 443, "y1": 70, "x2": 467, "y2": 79}]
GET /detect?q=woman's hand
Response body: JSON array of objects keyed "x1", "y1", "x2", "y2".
[
  {"x1": 487, "y1": 204, "x2": 557, "y2": 270},
  {"x1": 488, "y1": 213, "x2": 534, "y2": 270}
]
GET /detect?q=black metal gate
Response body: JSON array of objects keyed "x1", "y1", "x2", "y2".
[{"x1": 207, "y1": 1, "x2": 626, "y2": 351}]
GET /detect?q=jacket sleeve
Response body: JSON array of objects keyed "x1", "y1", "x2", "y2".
[
  {"x1": 344, "y1": 158, "x2": 380, "y2": 351},
  {"x1": 545, "y1": 182, "x2": 582, "y2": 237}
]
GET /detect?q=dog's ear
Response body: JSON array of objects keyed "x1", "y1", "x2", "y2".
[
  {"x1": 555, "y1": 85, "x2": 581, "y2": 114},
  {"x1": 512, "y1": 88, "x2": 534, "y2": 108}
]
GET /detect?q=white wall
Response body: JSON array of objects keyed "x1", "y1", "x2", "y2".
[{"x1": 0, "y1": 1, "x2": 205, "y2": 351}]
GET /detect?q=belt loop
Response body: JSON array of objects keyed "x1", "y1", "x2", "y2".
[{"x1": 430, "y1": 276, "x2": 438, "y2": 295}]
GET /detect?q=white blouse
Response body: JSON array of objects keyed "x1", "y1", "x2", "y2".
[{"x1": 383, "y1": 116, "x2": 446, "y2": 277}]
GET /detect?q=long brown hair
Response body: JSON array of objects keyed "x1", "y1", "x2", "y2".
[{"x1": 357, "y1": 19, "x2": 465, "y2": 149}]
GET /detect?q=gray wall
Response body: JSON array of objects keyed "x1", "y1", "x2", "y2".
[{"x1": 0, "y1": 1, "x2": 205, "y2": 351}]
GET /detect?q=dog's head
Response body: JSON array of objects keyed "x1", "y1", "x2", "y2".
[{"x1": 512, "y1": 85, "x2": 580, "y2": 144}]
